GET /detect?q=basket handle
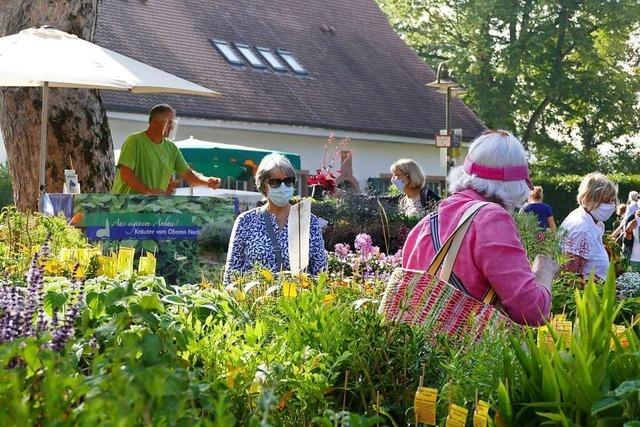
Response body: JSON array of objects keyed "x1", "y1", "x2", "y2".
[{"x1": 426, "y1": 202, "x2": 488, "y2": 280}]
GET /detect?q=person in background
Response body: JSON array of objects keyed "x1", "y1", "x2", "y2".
[
  {"x1": 626, "y1": 191, "x2": 639, "y2": 218},
  {"x1": 112, "y1": 104, "x2": 221, "y2": 194},
  {"x1": 224, "y1": 153, "x2": 327, "y2": 284},
  {"x1": 389, "y1": 159, "x2": 440, "y2": 218},
  {"x1": 560, "y1": 173, "x2": 618, "y2": 279},
  {"x1": 402, "y1": 130, "x2": 558, "y2": 325},
  {"x1": 522, "y1": 186, "x2": 557, "y2": 231},
  {"x1": 611, "y1": 203, "x2": 628, "y2": 242},
  {"x1": 624, "y1": 209, "x2": 640, "y2": 271}
]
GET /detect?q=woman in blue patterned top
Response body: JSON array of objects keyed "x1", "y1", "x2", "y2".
[{"x1": 224, "y1": 153, "x2": 328, "y2": 284}]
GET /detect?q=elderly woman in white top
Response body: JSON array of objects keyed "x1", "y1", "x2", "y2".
[{"x1": 560, "y1": 173, "x2": 618, "y2": 279}]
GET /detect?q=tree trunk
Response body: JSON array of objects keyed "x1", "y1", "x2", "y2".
[{"x1": 0, "y1": 0, "x2": 114, "y2": 211}]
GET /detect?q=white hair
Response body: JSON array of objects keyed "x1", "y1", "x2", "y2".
[
  {"x1": 628, "y1": 191, "x2": 638, "y2": 203},
  {"x1": 255, "y1": 153, "x2": 296, "y2": 196},
  {"x1": 448, "y1": 131, "x2": 531, "y2": 212}
]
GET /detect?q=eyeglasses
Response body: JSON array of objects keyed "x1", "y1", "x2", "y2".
[{"x1": 267, "y1": 177, "x2": 296, "y2": 188}]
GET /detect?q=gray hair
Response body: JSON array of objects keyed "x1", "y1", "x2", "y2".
[
  {"x1": 391, "y1": 159, "x2": 426, "y2": 190},
  {"x1": 448, "y1": 131, "x2": 531, "y2": 212},
  {"x1": 254, "y1": 153, "x2": 296, "y2": 195},
  {"x1": 628, "y1": 191, "x2": 638, "y2": 203},
  {"x1": 149, "y1": 104, "x2": 175, "y2": 122}
]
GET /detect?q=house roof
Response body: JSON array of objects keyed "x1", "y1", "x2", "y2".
[{"x1": 95, "y1": 0, "x2": 486, "y2": 140}]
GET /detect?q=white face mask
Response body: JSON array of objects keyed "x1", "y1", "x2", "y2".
[
  {"x1": 392, "y1": 178, "x2": 405, "y2": 192},
  {"x1": 267, "y1": 183, "x2": 294, "y2": 207},
  {"x1": 590, "y1": 202, "x2": 616, "y2": 222}
]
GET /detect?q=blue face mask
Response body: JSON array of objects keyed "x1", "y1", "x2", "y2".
[
  {"x1": 268, "y1": 183, "x2": 294, "y2": 207},
  {"x1": 392, "y1": 178, "x2": 405, "y2": 192}
]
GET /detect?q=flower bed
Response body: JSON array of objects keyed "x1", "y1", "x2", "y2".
[{"x1": 0, "y1": 210, "x2": 639, "y2": 426}]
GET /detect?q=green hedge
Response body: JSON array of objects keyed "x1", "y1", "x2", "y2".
[{"x1": 532, "y1": 174, "x2": 640, "y2": 225}]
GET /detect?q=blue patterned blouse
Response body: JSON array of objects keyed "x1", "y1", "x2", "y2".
[{"x1": 223, "y1": 207, "x2": 328, "y2": 284}]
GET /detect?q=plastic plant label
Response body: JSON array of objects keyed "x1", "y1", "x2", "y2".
[
  {"x1": 117, "y1": 247, "x2": 135, "y2": 277},
  {"x1": 445, "y1": 403, "x2": 468, "y2": 427},
  {"x1": 414, "y1": 387, "x2": 437, "y2": 425},
  {"x1": 612, "y1": 325, "x2": 629, "y2": 349},
  {"x1": 551, "y1": 316, "x2": 573, "y2": 348},
  {"x1": 536, "y1": 325, "x2": 554, "y2": 350},
  {"x1": 473, "y1": 400, "x2": 490, "y2": 427},
  {"x1": 283, "y1": 282, "x2": 297, "y2": 298}
]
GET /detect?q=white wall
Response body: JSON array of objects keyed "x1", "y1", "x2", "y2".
[{"x1": 107, "y1": 113, "x2": 453, "y2": 188}]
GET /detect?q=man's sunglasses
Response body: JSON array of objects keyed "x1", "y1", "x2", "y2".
[{"x1": 267, "y1": 177, "x2": 296, "y2": 188}]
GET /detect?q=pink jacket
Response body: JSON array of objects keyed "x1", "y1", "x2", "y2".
[{"x1": 402, "y1": 189, "x2": 550, "y2": 325}]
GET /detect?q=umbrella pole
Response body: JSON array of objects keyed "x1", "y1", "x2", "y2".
[{"x1": 38, "y1": 81, "x2": 48, "y2": 192}]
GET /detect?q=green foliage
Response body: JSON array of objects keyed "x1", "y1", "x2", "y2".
[
  {"x1": 513, "y1": 211, "x2": 565, "y2": 264},
  {"x1": 0, "y1": 163, "x2": 13, "y2": 208},
  {"x1": 312, "y1": 193, "x2": 419, "y2": 254},
  {"x1": 0, "y1": 206, "x2": 87, "y2": 279},
  {"x1": 499, "y1": 267, "x2": 640, "y2": 426},
  {"x1": 376, "y1": 0, "x2": 640, "y2": 171}
]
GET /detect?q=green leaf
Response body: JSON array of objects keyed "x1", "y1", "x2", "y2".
[{"x1": 139, "y1": 294, "x2": 164, "y2": 312}]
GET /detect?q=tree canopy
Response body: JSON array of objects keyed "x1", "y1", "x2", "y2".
[{"x1": 377, "y1": 0, "x2": 640, "y2": 174}]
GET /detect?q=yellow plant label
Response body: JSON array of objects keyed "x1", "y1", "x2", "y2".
[
  {"x1": 551, "y1": 316, "x2": 573, "y2": 348},
  {"x1": 473, "y1": 400, "x2": 490, "y2": 427},
  {"x1": 323, "y1": 294, "x2": 336, "y2": 305},
  {"x1": 283, "y1": 282, "x2": 297, "y2": 298},
  {"x1": 117, "y1": 247, "x2": 135, "y2": 277},
  {"x1": 414, "y1": 387, "x2": 437, "y2": 425},
  {"x1": 537, "y1": 325, "x2": 554, "y2": 350},
  {"x1": 445, "y1": 403, "x2": 468, "y2": 427},
  {"x1": 612, "y1": 325, "x2": 629, "y2": 349}
]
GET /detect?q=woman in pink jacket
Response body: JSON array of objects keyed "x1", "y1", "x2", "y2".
[{"x1": 402, "y1": 130, "x2": 558, "y2": 325}]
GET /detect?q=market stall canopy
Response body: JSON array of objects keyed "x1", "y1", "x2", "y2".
[
  {"x1": 0, "y1": 26, "x2": 220, "y2": 192},
  {"x1": 173, "y1": 137, "x2": 301, "y2": 179}
]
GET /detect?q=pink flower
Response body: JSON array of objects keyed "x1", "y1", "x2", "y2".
[
  {"x1": 334, "y1": 243, "x2": 351, "y2": 258},
  {"x1": 354, "y1": 233, "x2": 374, "y2": 256}
]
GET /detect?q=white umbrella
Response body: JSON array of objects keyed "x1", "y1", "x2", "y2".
[{"x1": 0, "y1": 26, "x2": 220, "y2": 191}]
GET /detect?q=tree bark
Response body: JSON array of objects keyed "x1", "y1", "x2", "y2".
[{"x1": 0, "y1": 0, "x2": 114, "y2": 211}]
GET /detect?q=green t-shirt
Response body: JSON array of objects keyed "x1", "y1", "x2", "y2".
[{"x1": 112, "y1": 132, "x2": 190, "y2": 194}]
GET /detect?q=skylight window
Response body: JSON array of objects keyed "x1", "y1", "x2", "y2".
[
  {"x1": 277, "y1": 50, "x2": 308, "y2": 75},
  {"x1": 234, "y1": 43, "x2": 266, "y2": 69},
  {"x1": 256, "y1": 47, "x2": 287, "y2": 72},
  {"x1": 211, "y1": 39, "x2": 243, "y2": 66}
]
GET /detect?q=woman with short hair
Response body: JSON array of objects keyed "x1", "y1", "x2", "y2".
[
  {"x1": 560, "y1": 173, "x2": 618, "y2": 279},
  {"x1": 390, "y1": 159, "x2": 440, "y2": 217},
  {"x1": 522, "y1": 186, "x2": 557, "y2": 231},
  {"x1": 402, "y1": 130, "x2": 557, "y2": 325},
  {"x1": 223, "y1": 153, "x2": 327, "y2": 284}
]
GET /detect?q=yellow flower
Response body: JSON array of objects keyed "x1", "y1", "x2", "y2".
[{"x1": 260, "y1": 269, "x2": 274, "y2": 283}]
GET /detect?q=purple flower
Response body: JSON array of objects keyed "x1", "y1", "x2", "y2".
[
  {"x1": 354, "y1": 233, "x2": 374, "y2": 256},
  {"x1": 334, "y1": 243, "x2": 351, "y2": 258}
]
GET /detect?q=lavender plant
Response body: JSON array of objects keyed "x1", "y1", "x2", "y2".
[{"x1": 0, "y1": 240, "x2": 83, "y2": 352}]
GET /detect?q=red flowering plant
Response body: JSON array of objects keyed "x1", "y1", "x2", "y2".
[{"x1": 307, "y1": 134, "x2": 351, "y2": 194}]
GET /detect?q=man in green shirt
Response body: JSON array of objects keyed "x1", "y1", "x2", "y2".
[{"x1": 112, "y1": 104, "x2": 221, "y2": 194}]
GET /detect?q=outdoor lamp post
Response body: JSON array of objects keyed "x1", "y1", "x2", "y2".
[{"x1": 426, "y1": 62, "x2": 467, "y2": 185}]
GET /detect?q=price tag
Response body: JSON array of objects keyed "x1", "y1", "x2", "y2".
[
  {"x1": 445, "y1": 403, "x2": 468, "y2": 427},
  {"x1": 473, "y1": 400, "x2": 489, "y2": 427},
  {"x1": 414, "y1": 387, "x2": 437, "y2": 425}
]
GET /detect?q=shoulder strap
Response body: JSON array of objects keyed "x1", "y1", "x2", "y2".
[
  {"x1": 426, "y1": 202, "x2": 489, "y2": 278},
  {"x1": 262, "y1": 210, "x2": 284, "y2": 270}
]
